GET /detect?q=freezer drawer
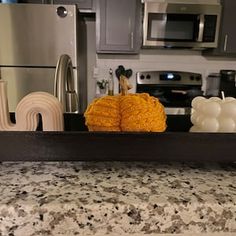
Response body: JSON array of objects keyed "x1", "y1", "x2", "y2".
[{"x1": 0, "y1": 4, "x2": 78, "y2": 67}]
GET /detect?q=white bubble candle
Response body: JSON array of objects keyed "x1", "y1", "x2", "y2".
[{"x1": 190, "y1": 95, "x2": 236, "y2": 132}]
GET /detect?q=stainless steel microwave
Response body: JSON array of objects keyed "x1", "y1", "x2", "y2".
[{"x1": 143, "y1": 0, "x2": 222, "y2": 49}]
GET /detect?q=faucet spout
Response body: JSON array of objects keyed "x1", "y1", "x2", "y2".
[{"x1": 54, "y1": 54, "x2": 78, "y2": 113}]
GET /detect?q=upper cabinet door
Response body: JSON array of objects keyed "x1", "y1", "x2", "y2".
[
  {"x1": 96, "y1": 0, "x2": 142, "y2": 54},
  {"x1": 53, "y1": 0, "x2": 94, "y2": 11},
  {"x1": 220, "y1": 0, "x2": 236, "y2": 53},
  {"x1": 204, "y1": 0, "x2": 236, "y2": 56},
  {"x1": 20, "y1": 0, "x2": 94, "y2": 12}
]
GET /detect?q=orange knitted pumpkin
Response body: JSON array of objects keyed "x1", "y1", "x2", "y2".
[{"x1": 84, "y1": 76, "x2": 167, "y2": 132}]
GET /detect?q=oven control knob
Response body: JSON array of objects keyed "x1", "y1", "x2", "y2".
[
  {"x1": 190, "y1": 75, "x2": 194, "y2": 80},
  {"x1": 196, "y1": 76, "x2": 201, "y2": 81},
  {"x1": 140, "y1": 75, "x2": 145, "y2": 80},
  {"x1": 146, "y1": 74, "x2": 151, "y2": 79}
]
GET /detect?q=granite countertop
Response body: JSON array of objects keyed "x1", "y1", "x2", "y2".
[{"x1": 0, "y1": 161, "x2": 236, "y2": 236}]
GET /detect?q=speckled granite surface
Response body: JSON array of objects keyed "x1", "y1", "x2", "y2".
[{"x1": 0, "y1": 161, "x2": 236, "y2": 236}]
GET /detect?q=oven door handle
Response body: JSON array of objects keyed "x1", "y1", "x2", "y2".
[
  {"x1": 171, "y1": 89, "x2": 187, "y2": 95},
  {"x1": 197, "y1": 14, "x2": 205, "y2": 42}
]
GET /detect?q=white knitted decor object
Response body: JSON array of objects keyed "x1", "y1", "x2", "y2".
[{"x1": 0, "y1": 80, "x2": 64, "y2": 131}]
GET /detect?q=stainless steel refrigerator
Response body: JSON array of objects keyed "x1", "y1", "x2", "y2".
[{"x1": 0, "y1": 3, "x2": 87, "y2": 113}]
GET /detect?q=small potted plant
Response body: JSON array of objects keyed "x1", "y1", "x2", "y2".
[{"x1": 97, "y1": 79, "x2": 108, "y2": 94}]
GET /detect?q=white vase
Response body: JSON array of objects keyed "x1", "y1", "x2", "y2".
[
  {"x1": 0, "y1": 80, "x2": 64, "y2": 131},
  {"x1": 99, "y1": 88, "x2": 107, "y2": 94}
]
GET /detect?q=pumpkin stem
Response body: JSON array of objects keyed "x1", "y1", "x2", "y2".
[{"x1": 119, "y1": 75, "x2": 132, "y2": 96}]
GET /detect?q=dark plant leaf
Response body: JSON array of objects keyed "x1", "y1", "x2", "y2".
[
  {"x1": 118, "y1": 65, "x2": 125, "y2": 74},
  {"x1": 115, "y1": 68, "x2": 122, "y2": 80},
  {"x1": 125, "y1": 69, "x2": 133, "y2": 78}
]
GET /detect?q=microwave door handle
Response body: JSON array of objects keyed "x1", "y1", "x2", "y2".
[{"x1": 197, "y1": 15, "x2": 205, "y2": 42}]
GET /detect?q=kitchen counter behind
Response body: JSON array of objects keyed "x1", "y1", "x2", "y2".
[{"x1": 0, "y1": 161, "x2": 236, "y2": 235}]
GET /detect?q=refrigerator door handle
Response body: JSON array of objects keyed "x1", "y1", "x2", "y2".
[{"x1": 54, "y1": 54, "x2": 78, "y2": 113}]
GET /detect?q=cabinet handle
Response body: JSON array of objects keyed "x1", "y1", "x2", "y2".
[
  {"x1": 130, "y1": 32, "x2": 134, "y2": 49},
  {"x1": 223, "y1": 34, "x2": 228, "y2": 52}
]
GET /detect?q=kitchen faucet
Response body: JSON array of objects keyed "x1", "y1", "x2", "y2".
[{"x1": 54, "y1": 54, "x2": 78, "y2": 113}]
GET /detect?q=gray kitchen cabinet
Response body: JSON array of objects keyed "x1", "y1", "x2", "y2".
[
  {"x1": 19, "y1": 0, "x2": 94, "y2": 12},
  {"x1": 53, "y1": 0, "x2": 94, "y2": 11},
  {"x1": 18, "y1": 0, "x2": 45, "y2": 3},
  {"x1": 204, "y1": 0, "x2": 236, "y2": 56},
  {"x1": 96, "y1": 0, "x2": 142, "y2": 54}
]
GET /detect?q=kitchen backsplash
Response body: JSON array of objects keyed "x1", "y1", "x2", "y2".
[{"x1": 93, "y1": 50, "x2": 236, "y2": 98}]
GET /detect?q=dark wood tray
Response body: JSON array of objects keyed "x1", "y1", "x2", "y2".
[{"x1": 0, "y1": 114, "x2": 235, "y2": 162}]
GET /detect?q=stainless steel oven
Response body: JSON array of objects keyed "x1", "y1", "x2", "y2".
[
  {"x1": 143, "y1": 0, "x2": 221, "y2": 49},
  {"x1": 136, "y1": 71, "x2": 203, "y2": 114}
]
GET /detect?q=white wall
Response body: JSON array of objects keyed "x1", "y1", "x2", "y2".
[
  {"x1": 84, "y1": 17, "x2": 97, "y2": 105},
  {"x1": 86, "y1": 20, "x2": 236, "y2": 104}
]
